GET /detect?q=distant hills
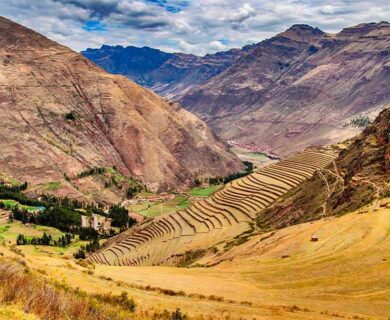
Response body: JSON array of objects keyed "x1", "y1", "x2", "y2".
[
  {"x1": 84, "y1": 22, "x2": 390, "y2": 156},
  {"x1": 0, "y1": 17, "x2": 242, "y2": 202},
  {"x1": 82, "y1": 44, "x2": 250, "y2": 99}
]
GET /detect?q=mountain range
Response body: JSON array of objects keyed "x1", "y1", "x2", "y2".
[
  {"x1": 0, "y1": 16, "x2": 242, "y2": 202},
  {"x1": 83, "y1": 22, "x2": 390, "y2": 156}
]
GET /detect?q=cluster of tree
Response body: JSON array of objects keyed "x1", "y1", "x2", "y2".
[
  {"x1": 198, "y1": 161, "x2": 255, "y2": 186},
  {"x1": 16, "y1": 232, "x2": 73, "y2": 247},
  {"x1": 108, "y1": 205, "x2": 137, "y2": 230},
  {"x1": 34, "y1": 206, "x2": 81, "y2": 231},
  {"x1": 40, "y1": 194, "x2": 84, "y2": 209},
  {"x1": 0, "y1": 188, "x2": 41, "y2": 207},
  {"x1": 73, "y1": 238, "x2": 101, "y2": 259},
  {"x1": 344, "y1": 116, "x2": 371, "y2": 128},
  {"x1": 0, "y1": 181, "x2": 28, "y2": 192},
  {"x1": 126, "y1": 185, "x2": 143, "y2": 199},
  {"x1": 78, "y1": 227, "x2": 99, "y2": 240},
  {"x1": 74, "y1": 167, "x2": 106, "y2": 179}
]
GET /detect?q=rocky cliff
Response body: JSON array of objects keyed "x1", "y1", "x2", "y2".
[{"x1": 0, "y1": 17, "x2": 242, "y2": 203}]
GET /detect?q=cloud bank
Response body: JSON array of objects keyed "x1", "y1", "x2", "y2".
[{"x1": 1, "y1": 0, "x2": 389, "y2": 55}]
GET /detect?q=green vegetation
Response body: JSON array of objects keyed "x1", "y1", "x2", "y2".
[
  {"x1": 43, "y1": 181, "x2": 62, "y2": 191},
  {"x1": 0, "y1": 221, "x2": 64, "y2": 244},
  {"x1": 130, "y1": 196, "x2": 191, "y2": 218},
  {"x1": 344, "y1": 115, "x2": 371, "y2": 128},
  {"x1": 64, "y1": 111, "x2": 76, "y2": 120},
  {"x1": 189, "y1": 185, "x2": 221, "y2": 197},
  {"x1": 108, "y1": 205, "x2": 136, "y2": 229},
  {"x1": 200, "y1": 161, "x2": 254, "y2": 186},
  {"x1": 177, "y1": 249, "x2": 206, "y2": 267},
  {"x1": 0, "y1": 199, "x2": 41, "y2": 212},
  {"x1": 16, "y1": 232, "x2": 73, "y2": 247}
]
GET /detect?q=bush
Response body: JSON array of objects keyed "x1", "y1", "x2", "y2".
[
  {"x1": 73, "y1": 248, "x2": 86, "y2": 259},
  {"x1": 65, "y1": 111, "x2": 76, "y2": 120}
]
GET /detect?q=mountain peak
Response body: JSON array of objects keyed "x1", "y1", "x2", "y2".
[{"x1": 278, "y1": 24, "x2": 325, "y2": 42}]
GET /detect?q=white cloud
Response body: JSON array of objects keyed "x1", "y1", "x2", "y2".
[
  {"x1": 208, "y1": 40, "x2": 226, "y2": 51},
  {"x1": 0, "y1": 0, "x2": 389, "y2": 55}
]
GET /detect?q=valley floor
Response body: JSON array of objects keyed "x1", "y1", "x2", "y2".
[{"x1": 1, "y1": 202, "x2": 389, "y2": 319}]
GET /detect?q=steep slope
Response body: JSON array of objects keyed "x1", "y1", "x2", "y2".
[
  {"x1": 0, "y1": 17, "x2": 242, "y2": 202},
  {"x1": 180, "y1": 22, "x2": 390, "y2": 156},
  {"x1": 92, "y1": 106, "x2": 389, "y2": 266},
  {"x1": 82, "y1": 45, "x2": 246, "y2": 99},
  {"x1": 256, "y1": 106, "x2": 390, "y2": 230}
]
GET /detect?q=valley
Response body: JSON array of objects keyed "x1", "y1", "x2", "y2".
[
  {"x1": 86, "y1": 23, "x2": 390, "y2": 157},
  {"x1": 0, "y1": 5, "x2": 389, "y2": 320}
]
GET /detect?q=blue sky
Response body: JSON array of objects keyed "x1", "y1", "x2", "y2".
[{"x1": 1, "y1": 0, "x2": 389, "y2": 55}]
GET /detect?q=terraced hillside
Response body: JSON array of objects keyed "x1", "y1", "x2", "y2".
[{"x1": 91, "y1": 149, "x2": 337, "y2": 267}]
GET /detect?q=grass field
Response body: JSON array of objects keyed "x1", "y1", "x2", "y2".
[
  {"x1": 0, "y1": 199, "x2": 43, "y2": 212},
  {"x1": 0, "y1": 306, "x2": 38, "y2": 320},
  {"x1": 128, "y1": 195, "x2": 191, "y2": 218},
  {"x1": 188, "y1": 185, "x2": 221, "y2": 197},
  {"x1": 128, "y1": 186, "x2": 222, "y2": 218},
  {"x1": 1, "y1": 204, "x2": 388, "y2": 319},
  {"x1": 0, "y1": 220, "x2": 88, "y2": 256}
]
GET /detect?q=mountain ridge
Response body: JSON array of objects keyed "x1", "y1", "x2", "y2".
[
  {"x1": 0, "y1": 16, "x2": 242, "y2": 203},
  {"x1": 84, "y1": 21, "x2": 390, "y2": 156}
]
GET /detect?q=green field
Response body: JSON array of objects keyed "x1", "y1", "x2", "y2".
[
  {"x1": 189, "y1": 185, "x2": 222, "y2": 197},
  {"x1": 127, "y1": 186, "x2": 222, "y2": 218},
  {"x1": 128, "y1": 195, "x2": 191, "y2": 218},
  {"x1": 0, "y1": 221, "x2": 63, "y2": 243},
  {"x1": 0, "y1": 220, "x2": 88, "y2": 256},
  {"x1": 0, "y1": 199, "x2": 43, "y2": 212}
]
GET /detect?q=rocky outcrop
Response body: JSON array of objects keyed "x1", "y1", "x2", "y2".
[{"x1": 0, "y1": 17, "x2": 242, "y2": 203}]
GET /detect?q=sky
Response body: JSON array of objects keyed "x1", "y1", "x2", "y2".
[{"x1": 1, "y1": 0, "x2": 389, "y2": 55}]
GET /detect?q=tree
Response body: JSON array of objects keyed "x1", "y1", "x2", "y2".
[
  {"x1": 16, "y1": 234, "x2": 27, "y2": 245},
  {"x1": 73, "y1": 247, "x2": 86, "y2": 259},
  {"x1": 108, "y1": 205, "x2": 136, "y2": 229}
]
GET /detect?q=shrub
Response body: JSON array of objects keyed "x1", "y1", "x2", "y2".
[{"x1": 65, "y1": 111, "x2": 76, "y2": 120}]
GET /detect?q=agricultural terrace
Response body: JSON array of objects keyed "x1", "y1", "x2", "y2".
[{"x1": 90, "y1": 149, "x2": 338, "y2": 267}]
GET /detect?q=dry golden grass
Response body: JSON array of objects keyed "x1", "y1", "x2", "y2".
[{"x1": 2, "y1": 202, "x2": 388, "y2": 320}]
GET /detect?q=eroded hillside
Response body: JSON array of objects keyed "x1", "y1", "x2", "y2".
[
  {"x1": 0, "y1": 17, "x2": 242, "y2": 202},
  {"x1": 256, "y1": 106, "x2": 390, "y2": 230},
  {"x1": 180, "y1": 22, "x2": 390, "y2": 156}
]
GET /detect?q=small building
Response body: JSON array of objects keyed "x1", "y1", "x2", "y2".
[
  {"x1": 311, "y1": 234, "x2": 319, "y2": 242},
  {"x1": 81, "y1": 214, "x2": 112, "y2": 233}
]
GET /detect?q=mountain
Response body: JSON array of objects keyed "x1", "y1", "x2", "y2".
[
  {"x1": 92, "y1": 106, "x2": 389, "y2": 267},
  {"x1": 256, "y1": 106, "x2": 390, "y2": 230},
  {"x1": 0, "y1": 17, "x2": 242, "y2": 202},
  {"x1": 179, "y1": 22, "x2": 390, "y2": 156},
  {"x1": 82, "y1": 45, "x2": 249, "y2": 99},
  {"x1": 85, "y1": 23, "x2": 390, "y2": 157}
]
